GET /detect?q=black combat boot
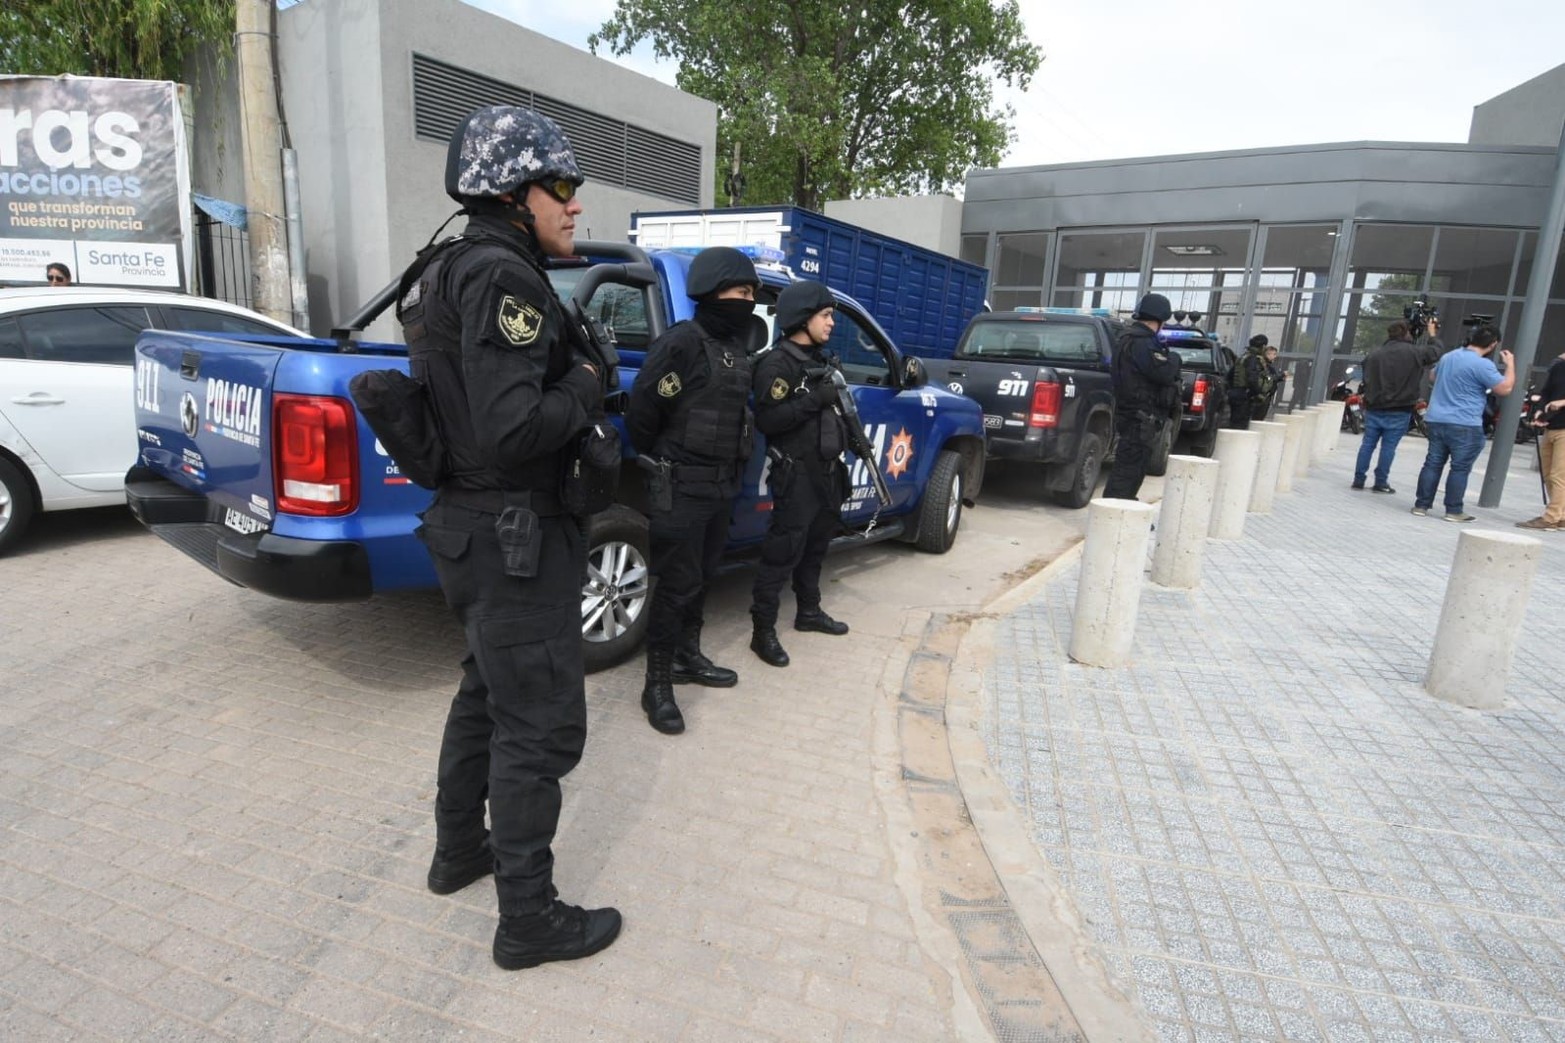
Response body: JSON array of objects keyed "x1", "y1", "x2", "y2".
[
  {"x1": 493, "y1": 899, "x2": 623, "y2": 970},
  {"x1": 672, "y1": 623, "x2": 738, "y2": 688},
  {"x1": 750, "y1": 622, "x2": 790, "y2": 667},
  {"x1": 795, "y1": 608, "x2": 850, "y2": 635},
  {"x1": 426, "y1": 831, "x2": 494, "y2": 895},
  {"x1": 640, "y1": 647, "x2": 685, "y2": 734}
]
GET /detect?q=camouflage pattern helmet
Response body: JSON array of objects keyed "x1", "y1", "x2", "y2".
[{"x1": 444, "y1": 105, "x2": 583, "y2": 203}]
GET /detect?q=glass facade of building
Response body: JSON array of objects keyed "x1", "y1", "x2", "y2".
[{"x1": 965, "y1": 220, "x2": 1565, "y2": 407}]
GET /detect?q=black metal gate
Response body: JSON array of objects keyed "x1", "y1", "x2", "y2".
[{"x1": 194, "y1": 212, "x2": 253, "y2": 309}]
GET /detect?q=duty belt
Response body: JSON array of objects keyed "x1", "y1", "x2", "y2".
[
  {"x1": 435, "y1": 486, "x2": 566, "y2": 517},
  {"x1": 671, "y1": 461, "x2": 738, "y2": 483}
]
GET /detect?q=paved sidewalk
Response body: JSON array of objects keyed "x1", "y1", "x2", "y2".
[
  {"x1": 974, "y1": 432, "x2": 1565, "y2": 1041},
  {"x1": 0, "y1": 478, "x2": 1098, "y2": 1042}
]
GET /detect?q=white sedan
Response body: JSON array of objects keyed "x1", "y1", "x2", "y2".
[{"x1": 0, "y1": 286, "x2": 302, "y2": 554}]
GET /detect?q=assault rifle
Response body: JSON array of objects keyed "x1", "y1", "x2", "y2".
[{"x1": 805, "y1": 364, "x2": 893, "y2": 515}]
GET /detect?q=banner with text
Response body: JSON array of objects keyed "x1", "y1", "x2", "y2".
[{"x1": 1, "y1": 75, "x2": 191, "y2": 289}]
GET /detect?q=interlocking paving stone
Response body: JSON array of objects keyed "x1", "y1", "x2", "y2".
[{"x1": 983, "y1": 438, "x2": 1565, "y2": 1041}]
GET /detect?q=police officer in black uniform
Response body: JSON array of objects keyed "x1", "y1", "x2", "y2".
[
  {"x1": 626, "y1": 246, "x2": 760, "y2": 734},
  {"x1": 400, "y1": 105, "x2": 619, "y2": 970},
  {"x1": 748, "y1": 280, "x2": 852, "y2": 668},
  {"x1": 1103, "y1": 292, "x2": 1182, "y2": 501}
]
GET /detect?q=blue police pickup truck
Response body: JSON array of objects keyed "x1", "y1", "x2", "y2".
[{"x1": 126, "y1": 242, "x2": 986, "y2": 671}]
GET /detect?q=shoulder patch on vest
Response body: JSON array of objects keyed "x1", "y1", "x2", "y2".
[
  {"x1": 497, "y1": 295, "x2": 542, "y2": 346},
  {"x1": 770, "y1": 376, "x2": 789, "y2": 401},
  {"x1": 658, "y1": 372, "x2": 682, "y2": 398}
]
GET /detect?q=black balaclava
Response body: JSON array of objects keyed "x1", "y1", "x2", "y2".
[{"x1": 694, "y1": 298, "x2": 757, "y2": 341}]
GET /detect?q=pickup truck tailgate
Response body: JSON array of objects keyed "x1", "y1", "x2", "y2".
[{"x1": 133, "y1": 330, "x2": 287, "y2": 532}]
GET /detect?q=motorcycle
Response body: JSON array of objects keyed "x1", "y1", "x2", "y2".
[
  {"x1": 1330, "y1": 367, "x2": 1365, "y2": 434},
  {"x1": 1410, "y1": 399, "x2": 1429, "y2": 438}
]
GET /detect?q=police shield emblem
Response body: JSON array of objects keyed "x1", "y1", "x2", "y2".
[
  {"x1": 496, "y1": 295, "x2": 543, "y2": 346},
  {"x1": 770, "y1": 377, "x2": 789, "y2": 401},
  {"x1": 658, "y1": 372, "x2": 682, "y2": 398}
]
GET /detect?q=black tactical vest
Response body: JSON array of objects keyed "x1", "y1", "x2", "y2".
[
  {"x1": 397, "y1": 232, "x2": 574, "y2": 491},
  {"x1": 654, "y1": 323, "x2": 754, "y2": 466}
]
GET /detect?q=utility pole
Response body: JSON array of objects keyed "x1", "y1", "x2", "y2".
[{"x1": 236, "y1": 0, "x2": 291, "y2": 324}]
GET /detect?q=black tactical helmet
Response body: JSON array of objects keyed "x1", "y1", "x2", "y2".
[
  {"x1": 444, "y1": 105, "x2": 583, "y2": 204},
  {"x1": 685, "y1": 246, "x2": 760, "y2": 300},
  {"x1": 1132, "y1": 292, "x2": 1173, "y2": 323},
  {"x1": 775, "y1": 279, "x2": 836, "y2": 334}
]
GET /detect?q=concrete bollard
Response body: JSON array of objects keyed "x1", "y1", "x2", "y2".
[
  {"x1": 1248, "y1": 421, "x2": 1287, "y2": 513},
  {"x1": 1150, "y1": 455, "x2": 1219, "y2": 589},
  {"x1": 1293, "y1": 409, "x2": 1319, "y2": 476},
  {"x1": 1209, "y1": 429, "x2": 1261, "y2": 539},
  {"x1": 1424, "y1": 530, "x2": 1543, "y2": 709},
  {"x1": 1070, "y1": 498, "x2": 1158, "y2": 668},
  {"x1": 1277, "y1": 413, "x2": 1307, "y2": 492},
  {"x1": 1316, "y1": 401, "x2": 1341, "y2": 458}
]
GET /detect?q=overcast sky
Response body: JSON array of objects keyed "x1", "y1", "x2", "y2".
[{"x1": 463, "y1": 0, "x2": 1565, "y2": 170}]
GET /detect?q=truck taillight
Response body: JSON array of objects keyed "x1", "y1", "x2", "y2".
[
  {"x1": 1191, "y1": 376, "x2": 1209, "y2": 413},
  {"x1": 274, "y1": 393, "x2": 359, "y2": 516},
  {"x1": 1029, "y1": 380, "x2": 1062, "y2": 428}
]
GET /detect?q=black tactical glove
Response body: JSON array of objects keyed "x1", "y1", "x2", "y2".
[{"x1": 810, "y1": 380, "x2": 839, "y2": 407}]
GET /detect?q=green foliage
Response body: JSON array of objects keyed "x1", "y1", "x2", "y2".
[
  {"x1": 0, "y1": 0, "x2": 234, "y2": 83},
  {"x1": 590, "y1": 0, "x2": 1040, "y2": 209},
  {"x1": 1351, "y1": 273, "x2": 1421, "y2": 354}
]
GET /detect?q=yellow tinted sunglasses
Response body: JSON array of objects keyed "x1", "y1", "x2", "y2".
[{"x1": 537, "y1": 178, "x2": 580, "y2": 204}]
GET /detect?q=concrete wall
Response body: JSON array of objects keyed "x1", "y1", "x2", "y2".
[
  {"x1": 271, "y1": 0, "x2": 716, "y2": 337},
  {"x1": 824, "y1": 195, "x2": 964, "y2": 257},
  {"x1": 962, "y1": 142, "x2": 1558, "y2": 235},
  {"x1": 279, "y1": 0, "x2": 393, "y2": 337},
  {"x1": 373, "y1": 0, "x2": 718, "y2": 292},
  {"x1": 1470, "y1": 62, "x2": 1565, "y2": 148}
]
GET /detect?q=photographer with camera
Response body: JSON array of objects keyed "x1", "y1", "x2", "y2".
[
  {"x1": 1353, "y1": 317, "x2": 1444, "y2": 493},
  {"x1": 1516, "y1": 346, "x2": 1565, "y2": 531},
  {"x1": 1411, "y1": 324, "x2": 1514, "y2": 522}
]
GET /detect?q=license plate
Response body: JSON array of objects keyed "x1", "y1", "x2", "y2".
[
  {"x1": 223, "y1": 508, "x2": 267, "y2": 536},
  {"x1": 983, "y1": 414, "x2": 1003, "y2": 430}
]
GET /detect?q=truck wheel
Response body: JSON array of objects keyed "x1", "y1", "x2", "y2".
[
  {"x1": 1145, "y1": 421, "x2": 1174, "y2": 477},
  {"x1": 0, "y1": 457, "x2": 37, "y2": 557},
  {"x1": 1051, "y1": 433, "x2": 1104, "y2": 509},
  {"x1": 581, "y1": 506, "x2": 651, "y2": 674},
  {"x1": 914, "y1": 449, "x2": 964, "y2": 553},
  {"x1": 1188, "y1": 422, "x2": 1219, "y2": 458}
]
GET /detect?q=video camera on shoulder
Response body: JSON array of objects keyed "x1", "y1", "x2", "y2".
[
  {"x1": 1458, "y1": 313, "x2": 1503, "y2": 370},
  {"x1": 1402, "y1": 295, "x2": 1439, "y2": 340}
]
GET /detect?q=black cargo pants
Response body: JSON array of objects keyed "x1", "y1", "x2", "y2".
[
  {"x1": 749, "y1": 457, "x2": 843, "y2": 627},
  {"x1": 417, "y1": 498, "x2": 586, "y2": 916},
  {"x1": 1102, "y1": 410, "x2": 1154, "y2": 500},
  {"x1": 647, "y1": 491, "x2": 730, "y2": 652}
]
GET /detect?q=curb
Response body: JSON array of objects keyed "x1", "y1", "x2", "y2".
[{"x1": 946, "y1": 540, "x2": 1158, "y2": 1043}]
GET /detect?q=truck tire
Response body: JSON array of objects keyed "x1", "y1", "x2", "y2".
[
  {"x1": 914, "y1": 449, "x2": 964, "y2": 553},
  {"x1": 1188, "y1": 421, "x2": 1219, "y2": 458},
  {"x1": 0, "y1": 457, "x2": 36, "y2": 557},
  {"x1": 581, "y1": 506, "x2": 651, "y2": 674},
  {"x1": 1145, "y1": 420, "x2": 1174, "y2": 477},
  {"x1": 1051, "y1": 433, "x2": 1104, "y2": 509}
]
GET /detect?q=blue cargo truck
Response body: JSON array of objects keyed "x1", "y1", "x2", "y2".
[{"x1": 630, "y1": 207, "x2": 988, "y2": 361}]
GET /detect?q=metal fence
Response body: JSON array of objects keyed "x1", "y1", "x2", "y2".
[{"x1": 194, "y1": 213, "x2": 252, "y2": 309}]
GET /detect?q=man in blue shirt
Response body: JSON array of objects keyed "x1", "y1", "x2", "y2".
[{"x1": 1412, "y1": 326, "x2": 1515, "y2": 521}]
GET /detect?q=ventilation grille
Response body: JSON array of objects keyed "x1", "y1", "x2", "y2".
[{"x1": 412, "y1": 53, "x2": 701, "y2": 205}]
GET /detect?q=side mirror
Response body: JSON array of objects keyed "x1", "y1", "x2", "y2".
[{"x1": 903, "y1": 355, "x2": 928, "y2": 388}]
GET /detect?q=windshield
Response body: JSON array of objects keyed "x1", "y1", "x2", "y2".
[
  {"x1": 1163, "y1": 341, "x2": 1220, "y2": 367},
  {"x1": 961, "y1": 320, "x2": 1101, "y2": 362}
]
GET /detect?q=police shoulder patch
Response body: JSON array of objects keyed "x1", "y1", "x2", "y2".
[
  {"x1": 770, "y1": 376, "x2": 789, "y2": 401},
  {"x1": 497, "y1": 295, "x2": 543, "y2": 346},
  {"x1": 657, "y1": 372, "x2": 682, "y2": 398}
]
